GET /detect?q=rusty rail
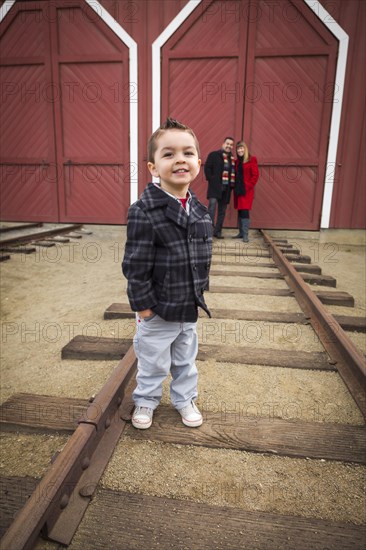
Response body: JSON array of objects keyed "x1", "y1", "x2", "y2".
[
  {"x1": 0, "y1": 224, "x2": 82, "y2": 245},
  {"x1": 262, "y1": 231, "x2": 366, "y2": 419},
  {"x1": 1, "y1": 347, "x2": 137, "y2": 550}
]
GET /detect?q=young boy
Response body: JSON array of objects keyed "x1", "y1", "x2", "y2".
[{"x1": 122, "y1": 118, "x2": 212, "y2": 429}]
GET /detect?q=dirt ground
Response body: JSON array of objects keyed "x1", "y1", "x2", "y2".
[{"x1": 0, "y1": 224, "x2": 365, "y2": 541}]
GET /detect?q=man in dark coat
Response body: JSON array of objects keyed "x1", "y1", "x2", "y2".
[{"x1": 204, "y1": 136, "x2": 235, "y2": 238}]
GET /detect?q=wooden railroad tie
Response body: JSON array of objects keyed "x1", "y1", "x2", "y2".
[
  {"x1": 209, "y1": 269, "x2": 338, "y2": 287},
  {"x1": 61, "y1": 336, "x2": 334, "y2": 372},
  {"x1": 0, "y1": 394, "x2": 89, "y2": 434},
  {"x1": 212, "y1": 249, "x2": 312, "y2": 264},
  {"x1": 103, "y1": 303, "x2": 364, "y2": 329},
  {"x1": 1, "y1": 395, "x2": 365, "y2": 465},
  {"x1": 1, "y1": 478, "x2": 364, "y2": 548},
  {"x1": 0, "y1": 222, "x2": 43, "y2": 233},
  {"x1": 0, "y1": 254, "x2": 11, "y2": 262},
  {"x1": 32, "y1": 241, "x2": 56, "y2": 248},
  {"x1": 209, "y1": 286, "x2": 354, "y2": 305},
  {"x1": 0, "y1": 223, "x2": 82, "y2": 246},
  {"x1": 104, "y1": 302, "x2": 307, "y2": 322},
  {"x1": 212, "y1": 261, "x2": 322, "y2": 274},
  {"x1": 0, "y1": 246, "x2": 36, "y2": 254},
  {"x1": 72, "y1": 490, "x2": 366, "y2": 550},
  {"x1": 125, "y1": 404, "x2": 366, "y2": 464}
]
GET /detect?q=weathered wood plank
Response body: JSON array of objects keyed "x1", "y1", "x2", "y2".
[
  {"x1": 212, "y1": 260, "x2": 322, "y2": 274},
  {"x1": 72, "y1": 488, "x2": 366, "y2": 549},
  {"x1": 103, "y1": 302, "x2": 307, "y2": 323},
  {"x1": 104, "y1": 303, "x2": 135, "y2": 319},
  {"x1": 61, "y1": 335, "x2": 132, "y2": 360},
  {"x1": 279, "y1": 247, "x2": 300, "y2": 254},
  {"x1": 285, "y1": 254, "x2": 311, "y2": 264},
  {"x1": 213, "y1": 287, "x2": 293, "y2": 296},
  {"x1": 32, "y1": 241, "x2": 56, "y2": 247},
  {"x1": 56, "y1": 334, "x2": 146, "y2": 361},
  {"x1": 212, "y1": 252, "x2": 311, "y2": 264},
  {"x1": 104, "y1": 303, "x2": 307, "y2": 322},
  {"x1": 0, "y1": 223, "x2": 42, "y2": 233},
  {"x1": 210, "y1": 285, "x2": 355, "y2": 306},
  {"x1": 0, "y1": 393, "x2": 90, "y2": 434},
  {"x1": 0, "y1": 224, "x2": 82, "y2": 245},
  {"x1": 208, "y1": 307, "x2": 305, "y2": 323},
  {"x1": 210, "y1": 269, "x2": 337, "y2": 287},
  {"x1": 0, "y1": 246, "x2": 36, "y2": 254},
  {"x1": 103, "y1": 302, "x2": 362, "y2": 331},
  {"x1": 334, "y1": 315, "x2": 366, "y2": 332},
  {"x1": 197, "y1": 344, "x2": 333, "y2": 370},
  {"x1": 44, "y1": 236, "x2": 70, "y2": 243},
  {"x1": 316, "y1": 291, "x2": 354, "y2": 307},
  {"x1": 212, "y1": 248, "x2": 311, "y2": 263},
  {"x1": 292, "y1": 263, "x2": 321, "y2": 274},
  {"x1": 210, "y1": 287, "x2": 352, "y2": 306},
  {"x1": 126, "y1": 405, "x2": 366, "y2": 464},
  {"x1": 301, "y1": 273, "x2": 337, "y2": 287},
  {"x1": 105, "y1": 303, "x2": 306, "y2": 323},
  {"x1": 65, "y1": 232, "x2": 83, "y2": 239},
  {"x1": 210, "y1": 269, "x2": 284, "y2": 279},
  {"x1": 0, "y1": 476, "x2": 39, "y2": 538},
  {"x1": 212, "y1": 249, "x2": 271, "y2": 259},
  {"x1": 61, "y1": 336, "x2": 333, "y2": 371}
]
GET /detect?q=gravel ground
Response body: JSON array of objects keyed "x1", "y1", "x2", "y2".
[{"x1": 0, "y1": 224, "x2": 365, "y2": 542}]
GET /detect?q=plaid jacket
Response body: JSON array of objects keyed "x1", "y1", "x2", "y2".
[{"x1": 122, "y1": 183, "x2": 212, "y2": 322}]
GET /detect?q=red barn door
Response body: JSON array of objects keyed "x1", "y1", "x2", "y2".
[
  {"x1": 161, "y1": 0, "x2": 338, "y2": 229},
  {"x1": 0, "y1": 1, "x2": 130, "y2": 223},
  {"x1": 0, "y1": 4, "x2": 59, "y2": 221}
]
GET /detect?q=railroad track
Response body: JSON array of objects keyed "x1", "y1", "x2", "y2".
[
  {"x1": 0, "y1": 223, "x2": 90, "y2": 262},
  {"x1": 1, "y1": 229, "x2": 365, "y2": 549}
]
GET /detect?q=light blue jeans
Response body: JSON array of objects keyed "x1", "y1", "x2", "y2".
[{"x1": 132, "y1": 313, "x2": 199, "y2": 410}]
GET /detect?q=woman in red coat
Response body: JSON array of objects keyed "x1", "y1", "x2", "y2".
[{"x1": 233, "y1": 141, "x2": 259, "y2": 242}]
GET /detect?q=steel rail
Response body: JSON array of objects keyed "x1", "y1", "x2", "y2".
[
  {"x1": 0, "y1": 224, "x2": 82, "y2": 245},
  {"x1": 261, "y1": 230, "x2": 366, "y2": 419},
  {"x1": 1, "y1": 347, "x2": 137, "y2": 550},
  {"x1": 0, "y1": 223, "x2": 43, "y2": 233}
]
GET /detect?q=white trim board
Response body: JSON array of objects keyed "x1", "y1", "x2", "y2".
[
  {"x1": 151, "y1": 0, "x2": 202, "y2": 183},
  {"x1": 304, "y1": 0, "x2": 349, "y2": 228},
  {"x1": 151, "y1": 0, "x2": 203, "y2": 134},
  {"x1": 0, "y1": 0, "x2": 16, "y2": 21},
  {"x1": 0, "y1": 0, "x2": 139, "y2": 205},
  {"x1": 152, "y1": 0, "x2": 348, "y2": 229}
]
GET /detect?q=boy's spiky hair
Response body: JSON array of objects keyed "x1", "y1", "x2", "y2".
[{"x1": 147, "y1": 117, "x2": 200, "y2": 162}]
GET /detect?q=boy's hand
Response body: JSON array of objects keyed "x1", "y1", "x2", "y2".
[{"x1": 138, "y1": 309, "x2": 154, "y2": 319}]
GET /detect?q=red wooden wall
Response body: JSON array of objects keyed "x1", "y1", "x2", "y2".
[
  {"x1": 1, "y1": 0, "x2": 365, "y2": 229},
  {"x1": 160, "y1": 0, "x2": 337, "y2": 229},
  {"x1": 0, "y1": 0, "x2": 130, "y2": 223}
]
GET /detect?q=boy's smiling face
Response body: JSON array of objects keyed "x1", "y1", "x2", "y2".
[{"x1": 147, "y1": 129, "x2": 201, "y2": 197}]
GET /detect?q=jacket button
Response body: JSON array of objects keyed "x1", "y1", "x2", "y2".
[{"x1": 193, "y1": 265, "x2": 197, "y2": 270}]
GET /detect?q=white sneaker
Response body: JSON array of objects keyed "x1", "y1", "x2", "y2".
[
  {"x1": 178, "y1": 401, "x2": 203, "y2": 427},
  {"x1": 132, "y1": 406, "x2": 153, "y2": 429}
]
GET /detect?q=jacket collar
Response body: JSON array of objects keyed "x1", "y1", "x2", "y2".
[{"x1": 140, "y1": 183, "x2": 207, "y2": 228}]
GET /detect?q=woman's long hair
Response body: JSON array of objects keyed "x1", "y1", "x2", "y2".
[{"x1": 236, "y1": 141, "x2": 249, "y2": 162}]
